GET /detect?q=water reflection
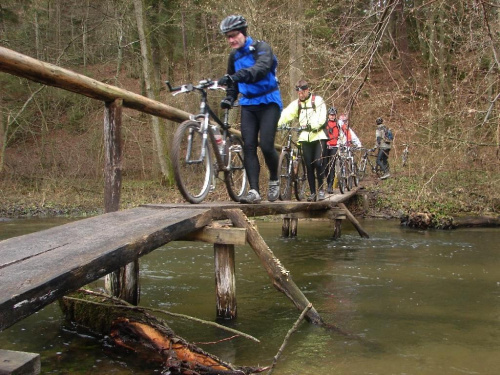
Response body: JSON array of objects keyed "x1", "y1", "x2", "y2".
[{"x1": 0, "y1": 218, "x2": 499, "y2": 374}]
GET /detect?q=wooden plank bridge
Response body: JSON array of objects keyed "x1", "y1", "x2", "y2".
[
  {"x1": 0, "y1": 46, "x2": 369, "y2": 373},
  {"x1": 0, "y1": 189, "x2": 363, "y2": 333}
]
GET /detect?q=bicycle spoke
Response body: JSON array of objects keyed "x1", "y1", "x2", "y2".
[
  {"x1": 224, "y1": 135, "x2": 248, "y2": 201},
  {"x1": 278, "y1": 151, "x2": 292, "y2": 200}
]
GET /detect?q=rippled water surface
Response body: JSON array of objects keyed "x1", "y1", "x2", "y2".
[{"x1": 1, "y1": 217, "x2": 499, "y2": 374}]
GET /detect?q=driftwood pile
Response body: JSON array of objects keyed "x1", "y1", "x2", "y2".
[{"x1": 60, "y1": 289, "x2": 266, "y2": 375}]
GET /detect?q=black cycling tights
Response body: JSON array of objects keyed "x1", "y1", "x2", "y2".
[
  {"x1": 301, "y1": 139, "x2": 326, "y2": 195},
  {"x1": 240, "y1": 104, "x2": 281, "y2": 192}
]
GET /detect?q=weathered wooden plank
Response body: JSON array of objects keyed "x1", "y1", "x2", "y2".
[
  {"x1": 181, "y1": 226, "x2": 246, "y2": 245},
  {"x1": 143, "y1": 187, "x2": 359, "y2": 218},
  {"x1": 0, "y1": 207, "x2": 212, "y2": 331},
  {"x1": 0, "y1": 349, "x2": 40, "y2": 375}
]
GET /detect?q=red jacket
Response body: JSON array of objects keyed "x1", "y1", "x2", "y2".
[{"x1": 325, "y1": 119, "x2": 341, "y2": 147}]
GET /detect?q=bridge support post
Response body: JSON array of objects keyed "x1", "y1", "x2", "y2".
[
  {"x1": 103, "y1": 98, "x2": 140, "y2": 305},
  {"x1": 214, "y1": 244, "x2": 237, "y2": 319},
  {"x1": 329, "y1": 207, "x2": 347, "y2": 240},
  {"x1": 282, "y1": 214, "x2": 298, "y2": 237}
]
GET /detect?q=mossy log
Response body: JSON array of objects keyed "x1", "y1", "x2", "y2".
[{"x1": 59, "y1": 289, "x2": 265, "y2": 375}]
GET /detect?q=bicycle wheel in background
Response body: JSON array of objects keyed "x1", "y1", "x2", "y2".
[
  {"x1": 346, "y1": 161, "x2": 353, "y2": 191},
  {"x1": 351, "y1": 160, "x2": 359, "y2": 187},
  {"x1": 294, "y1": 156, "x2": 307, "y2": 201},
  {"x1": 358, "y1": 153, "x2": 367, "y2": 181},
  {"x1": 278, "y1": 151, "x2": 292, "y2": 200},
  {"x1": 171, "y1": 120, "x2": 213, "y2": 203},
  {"x1": 224, "y1": 134, "x2": 248, "y2": 202},
  {"x1": 336, "y1": 158, "x2": 346, "y2": 194}
]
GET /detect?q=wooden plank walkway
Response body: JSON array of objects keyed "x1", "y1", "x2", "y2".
[
  {"x1": 0, "y1": 188, "x2": 358, "y2": 331},
  {"x1": 0, "y1": 206, "x2": 213, "y2": 331}
]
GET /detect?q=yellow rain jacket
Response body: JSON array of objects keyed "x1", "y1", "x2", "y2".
[{"x1": 278, "y1": 94, "x2": 328, "y2": 143}]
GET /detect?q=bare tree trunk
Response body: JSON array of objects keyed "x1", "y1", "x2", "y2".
[
  {"x1": 133, "y1": 0, "x2": 170, "y2": 180},
  {"x1": 288, "y1": 0, "x2": 304, "y2": 97}
]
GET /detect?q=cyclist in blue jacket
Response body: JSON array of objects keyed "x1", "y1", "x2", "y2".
[{"x1": 218, "y1": 15, "x2": 283, "y2": 204}]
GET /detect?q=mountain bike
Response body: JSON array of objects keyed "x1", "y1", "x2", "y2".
[
  {"x1": 277, "y1": 125, "x2": 307, "y2": 201},
  {"x1": 166, "y1": 79, "x2": 248, "y2": 204},
  {"x1": 357, "y1": 147, "x2": 383, "y2": 180}
]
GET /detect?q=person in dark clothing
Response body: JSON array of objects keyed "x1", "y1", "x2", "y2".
[
  {"x1": 374, "y1": 117, "x2": 391, "y2": 179},
  {"x1": 218, "y1": 15, "x2": 283, "y2": 204}
]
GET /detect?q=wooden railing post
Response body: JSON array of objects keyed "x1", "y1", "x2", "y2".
[
  {"x1": 214, "y1": 244, "x2": 237, "y2": 319},
  {"x1": 103, "y1": 99, "x2": 140, "y2": 305}
]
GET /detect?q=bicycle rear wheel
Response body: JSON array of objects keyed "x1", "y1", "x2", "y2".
[
  {"x1": 278, "y1": 151, "x2": 292, "y2": 200},
  {"x1": 171, "y1": 120, "x2": 213, "y2": 203},
  {"x1": 294, "y1": 156, "x2": 307, "y2": 201},
  {"x1": 224, "y1": 134, "x2": 248, "y2": 202}
]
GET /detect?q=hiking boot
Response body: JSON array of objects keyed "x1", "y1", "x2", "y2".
[
  {"x1": 318, "y1": 190, "x2": 326, "y2": 201},
  {"x1": 327, "y1": 184, "x2": 333, "y2": 194},
  {"x1": 307, "y1": 193, "x2": 317, "y2": 202},
  {"x1": 240, "y1": 189, "x2": 262, "y2": 204},
  {"x1": 267, "y1": 180, "x2": 280, "y2": 202},
  {"x1": 380, "y1": 173, "x2": 391, "y2": 180}
]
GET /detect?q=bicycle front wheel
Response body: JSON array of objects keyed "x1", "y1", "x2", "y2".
[
  {"x1": 351, "y1": 160, "x2": 359, "y2": 187},
  {"x1": 358, "y1": 156, "x2": 367, "y2": 181},
  {"x1": 171, "y1": 120, "x2": 213, "y2": 203},
  {"x1": 224, "y1": 134, "x2": 248, "y2": 202},
  {"x1": 294, "y1": 156, "x2": 307, "y2": 201},
  {"x1": 278, "y1": 151, "x2": 292, "y2": 200},
  {"x1": 336, "y1": 158, "x2": 345, "y2": 194}
]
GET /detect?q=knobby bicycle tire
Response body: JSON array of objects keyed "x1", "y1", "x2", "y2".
[
  {"x1": 336, "y1": 157, "x2": 346, "y2": 194},
  {"x1": 171, "y1": 120, "x2": 213, "y2": 204},
  {"x1": 278, "y1": 151, "x2": 292, "y2": 200},
  {"x1": 346, "y1": 159, "x2": 353, "y2": 191},
  {"x1": 351, "y1": 159, "x2": 359, "y2": 187},
  {"x1": 294, "y1": 156, "x2": 307, "y2": 201},
  {"x1": 224, "y1": 134, "x2": 248, "y2": 202}
]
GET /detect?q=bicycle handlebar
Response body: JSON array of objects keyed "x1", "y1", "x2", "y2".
[
  {"x1": 277, "y1": 124, "x2": 302, "y2": 132},
  {"x1": 165, "y1": 79, "x2": 225, "y2": 96}
]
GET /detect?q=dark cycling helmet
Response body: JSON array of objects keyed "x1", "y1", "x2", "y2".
[
  {"x1": 376, "y1": 117, "x2": 383, "y2": 125},
  {"x1": 328, "y1": 107, "x2": 337, "y2": 115},
  {"x1": 220, "y1": 15, "x2": 248, "y2": 34}
]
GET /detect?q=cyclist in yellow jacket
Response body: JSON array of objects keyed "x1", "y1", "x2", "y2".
[{"x1": 278, "y1": 80, "x2": 328, "y2": 201}]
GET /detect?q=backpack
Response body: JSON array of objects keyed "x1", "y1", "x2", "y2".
[
  {"x1": 384, "y1": 127, "x2": 394, "y2": 142},
  {"x1": 298, "y1": 94, "x2": 316, "y2": 116}
]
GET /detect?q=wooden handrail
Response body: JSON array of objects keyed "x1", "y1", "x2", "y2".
[{"x1": 0, "y1": 46, "x2": 190, "y2": 123}]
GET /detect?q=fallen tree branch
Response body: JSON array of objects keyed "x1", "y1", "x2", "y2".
[
  {"x1": 64, "y1": 290, "x2": 259, "y2": 343},
  {"x1": 266, "y1": 303, "x2": 312, "y2": 375},
  {"x1": 60, "y1": 289, "x2": 265, "y2": 374}
]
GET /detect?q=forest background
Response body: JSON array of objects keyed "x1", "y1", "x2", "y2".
[{"x1": 0, "y1": 0, "x2": 499, "y2": 220}]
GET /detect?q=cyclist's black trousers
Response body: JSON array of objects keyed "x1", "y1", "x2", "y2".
[
  {"x1": 240, "y1": 103, "x2": 281, "y2": 193},
  {"x1": 301, "y1": 139, "x2": 327, "y2": 195},
  {"x1": 325, "y1": 147, "x2": 338, "y2": 186}
]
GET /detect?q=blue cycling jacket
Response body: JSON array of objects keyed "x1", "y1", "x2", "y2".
[{"x1": 225, "y1": 36, "x2": 282, "y2": 110}]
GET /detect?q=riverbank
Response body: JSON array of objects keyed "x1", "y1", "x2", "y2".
[{"x1": 1, "y1": 175, "x2": 498, "y2": 228}]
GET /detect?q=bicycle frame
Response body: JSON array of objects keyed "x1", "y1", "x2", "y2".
[{"x1": 167, "y1": 80, "x2": 229, "y2": 171}]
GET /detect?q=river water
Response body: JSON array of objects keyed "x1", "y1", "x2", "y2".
[{"x1": 0, "y1": 217, "x2": 499, "y2": 374}]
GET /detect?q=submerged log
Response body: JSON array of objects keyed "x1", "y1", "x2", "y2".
[{"x1": 59, "y1": 289, "x2": 265, "y2": 375}]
